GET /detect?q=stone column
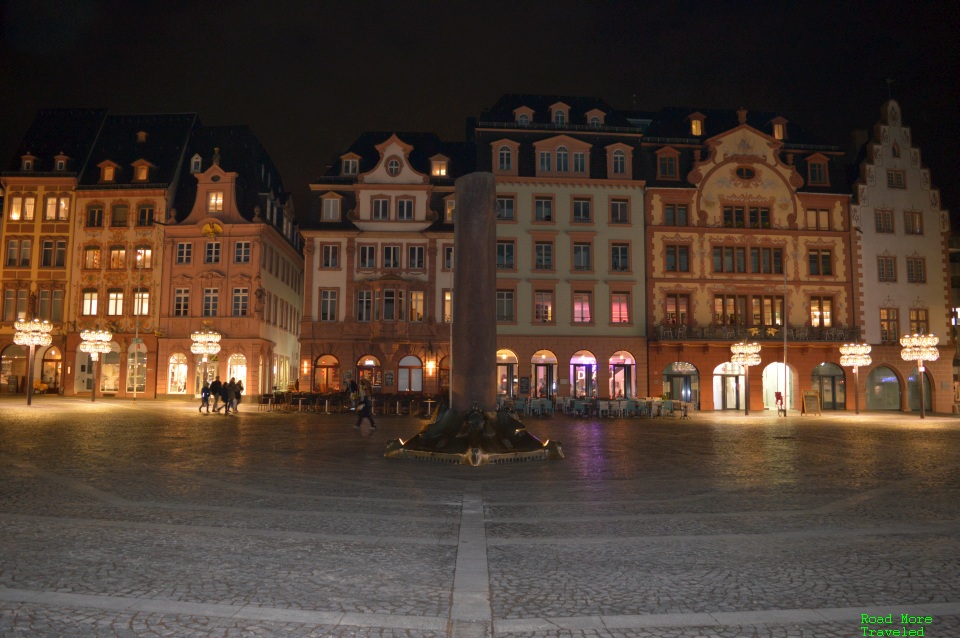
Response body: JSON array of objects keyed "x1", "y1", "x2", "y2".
[{"x1": 450, "y1": 172, "x2": 497, "y2": 412}]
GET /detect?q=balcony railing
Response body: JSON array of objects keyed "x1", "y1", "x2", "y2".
[{"x1": 651, "y1": 323, "x2": 861, "y2": 342}]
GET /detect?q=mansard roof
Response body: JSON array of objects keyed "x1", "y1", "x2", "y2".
[
  {"x1": 638, "y1": 107, "x2": 836, "y2": 149},
  {"x1": 322, "y1": 131, "x2": 473, "y2": 180},
  {"x1": 4, "y1": 108, "x2": 108, "y2": 175},
  {"x1": 477, "y1": 94, "x2": 637, "y2": 128},
  {"x1": 77, "y1": 113, "x2": 198, "y2": 188}
]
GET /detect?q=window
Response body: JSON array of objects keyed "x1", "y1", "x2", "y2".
[
  {"x1": 386, "y1": 158, "x2": 401, "y2": 176},
  {"x1": 173, "y1": 288, "x2": 190, "y2": 317},
  {"x1": 409, "y1": 291, "x2": 424, "y2": 321},
  {"x1": 904, "y1": 211, "x2": 923, "y2": 235},
  {"x1": 810, "y1": 296, "x2": 832, "y2": 327},
  {"x1": 176, "y1": 242, "x2": 192, "y2": 264},
  {"x1": 496, "y1": 291, "x2": 515, "y2": 322},
  {"x1": 137, "y1": 205, "x2": 154, "y2": 226},
  {"x1": 234, "y1": 241, "x2": 251, "y2": 263},
  {"x1": 5, "y1": 240, "x2": 17, "y2": 268},
  {"x1": 233, "y1": 288, "x2": 249, "y2": 316},
  {"x1": 191, "y1": 155, "x2": 202, "y2": 172},
  {"x1": 359, "y1": 245, "x2": 376, "y2": 269},
  {"x1": 879, "y1": 308, "x2": 899, "y2": 343},
  {"x1": 658, "y1": 155, "x2": 678, "y2": 179},
  {"x1": 572, "y1": 199, "x2": 591, "y2": 222},
  {"x1": 534, "y1": 197, "x2": 553, "y2": 222},
  {"x1": 751, "y1": 296, "x2": 784, "y2": 326},
  {"x1": 534, "y1": 291, "x2": 553, "y2": 322},
  {"x1": 534, "y1": 242, "x2": 553, "y2": 270},
  {"x1": 357, "y1": 290, "x2": 373, "y2": 321},
  {"x1": 443, "y1": 290, "x2": 452, "y2": 323},
  {"x1": 773, "y1": 122, "x2": 785, "y2": 140},
  {"x1": 715, "y1": 294, "x2": 747, "y2": 325},
  {"x1": 202, "y1": 288, "x2": 219, "y2": 317},
  {"x1": 342, "y1": 159, "x2": 358, "y2": 175},
  {"x1": 573, "y1": 152, "x2": 585, "y2": 173},
  {"x1": 321, "y1": 244, "x2": 339, "y2": 268},
  {"x1": 589, "y1": 116, "x2": 601, "y2": 127},
  {"x1": 713, "y1": 246, "x2": 747, "y2": 273},
  {"x1": 573, "y1": 292, "x2": 592, "y2": 323},
  {"x1": 610, "y1": 199, "x2": 629, "y2": 224},
  {"x1": 319, "y1": 289, "x2": 338, "y2": 321},
  {"x1": 611, "y1": 293, "x2": 630, "y2": 323},
  {"x1": 909, "y1": 308, "x2": 928, "y2": 334},
  {"x1": 667, "y1": 294, "x2": 690, "y2": 325},
  {"x1": 691, "y1": 119, "x2": 703, "y2": 136},
  {"x1": 383, "y1": 245, "x2": 400, "y2": 269},
  {"x1": 517, "y1": 114, "x2": 529, "y2": 126},
  {"x1": 135, "y1": 165, "x2": 148, "y2": 181},
  {"x1": 372, "y1": 198, "x2": 389, "y2": 220},
  {"x1": 556, "y1": 147, "x2": 569, "y2": 172},
  {"x1": 205, "y1": 242, "x2": 221, "y2": 264},
  {"x1": 573, "y1": 243, "x2": 592, "y2": 271},
  {"x1": 611, "y1": 244, "x2": 629, "y2": 272},
  {"x1": 496, "y1": 241, "x2": 515, "y2": 270},
  {"x1": 906, "y1": 257, "x2": 926, "y2": 283},
  {"x1": 806, "y1": 209, "x2": 829, "y2": 230},
  {"x1": 84, "y1": 247, "x2": 101, "y2": 269},
  {"x1": 82, "y1": 290, "x2": 98, "y2": 316},
  {"x1": 101, "y1": 166, "x2": 115, "y2": 182},
  {"x1": 749, "y1": 247, "x2": 783, "y2": 274},
  {"x1": 44, "y1": 239, "x2": 66, "y2": 268},
  {"x1": 111, "y1": 205, "x2": 128, "y2": 227},
  {"x1": 43, "y1": 195, "x2": 69, "y2": 221},
  {"x1": 445, "y1": 199, "x2": 455, "y2": 222},
  {"x1": 875, "y1": 209, "x2": 894, "y2": 233},
  {"x1": 887, "y1": 170, "x2": 906, "y2": 189},
  {"x1": 748, "y1": 207, "x2": 771, "y2": 228},
  {"x1": 408, "y1": 245, "x2": 425, "y2": 270},
  {"x1": 108, "y1": 247, "x2": 126, "y2": 269},
  {"x1": 322, "y1": 198, "x2": 340, "y2": 221},
  {"x1": 432, "y1": 160, "x2": 447, "y2": 177},
  {"x1": 664, "y1": 204, "x2": 688, "y2": 226},
  {"x1": 612, "y1": 150, "x2": 626, "y2": 175},
  {"x1": 9, "y1": 195, "x2": 37, "y2": 221},
  {"x1": 666, "y1": 245, "x2": 690, "y2": 272},
  {"x1": 553, "y1": 110, "x2": 566, "y2": 126},
  {"x1": 136, "y1": 247, "x2": 152, "y2": 269},
  {"x1": 40, "y1": 240, "x2": 54, "y2": 267},
  {"x1": 133, "y1": 290, "x2": 149, "y2": 316},
  {"x1": 107, "y1": 290, "x2": 124, "y2": 316},
  {"x1": 396, "y1": 199, "x2": 414, "y2": 221},
  {"x1": 443, "y1": 245, "x2": 454, "y2": 270},
  {"x1": 538, "y1": 151, "x2": 551, "y2": 173},
  {"x1": 498, "y1": 146, "x2": 512, "y2": 171},
  {"x1": 808, "y1": 250, "x2": 832, "y2": 276},
  {"x1": 496, "y1": 197, "x2": 515, "y2": 221},
  {"x1": 808, "y1": 161, "x2": 827, "y2": 185},
  {"x1": 208, "y1": 191, "x2": 224, "y2": 213},
  {"x1": 723, "y1": 206, "x2": 745, "y2": 228},
  {"x1": 878, "y1": 256, "x2": 897, "y2": 282}
]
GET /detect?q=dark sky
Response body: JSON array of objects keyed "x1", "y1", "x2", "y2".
[{"x1": 2, "y1": 0, "x2": 958, "y2": 222}]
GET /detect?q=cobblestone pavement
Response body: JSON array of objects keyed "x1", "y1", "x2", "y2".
[{"x1": 0, "y1": 396, "x2": 958, "y2": 637}]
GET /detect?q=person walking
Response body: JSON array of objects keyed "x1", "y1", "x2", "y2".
[
  {"x1": 224, "y1": 378, "x2": 237, "y2": 415},
  {"x1": 210, "y1": 376, "x2": 222, "y2": 413},
  {"x1": 354, "y1": 392, "x2": 376, "y2": 434},
  {"x1": 199, "y1": 381, "x2": 211, "y2": 413},
  {"x1": 217, "y1": 379, "x2": 231, "y2": 414},
  {"x1": 233, "y1": 380, "x2": 243, "y2": 412}
]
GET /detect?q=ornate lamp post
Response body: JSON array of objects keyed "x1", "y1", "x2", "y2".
[
  {"x1": 900, "y1": 333, "x2": 939, "y2": 419},
  {"x1": 79, "y1": 328, "x2": 113, "y2": 403},
  {"x1": 13, "y1": 318, "x2": 53, "y2": 406},
  {"x1": 730, "y1": 340, "x2": 761, "y2": 416},
  {"x1": 190, "y1": 326, "x2": 222, "y2": 392},
  {"x1": 839, "y1": 342, "x2": 872, "y2": 415}
]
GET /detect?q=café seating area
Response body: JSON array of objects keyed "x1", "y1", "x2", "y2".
[{"x1": 497, "y1": 395, "x2": 693, "y2": 419}]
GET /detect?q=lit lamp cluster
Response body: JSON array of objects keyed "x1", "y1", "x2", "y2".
[
  {"x1": 730, "y1": 340, "x2": 761, "y2": 416},
  {"x1": 78, "y1": 328, "x2": 113, "y2": 403},
  {"x1": 900, "y1": 333, "x2": 939, "y2": 419},
  {"x1": 13, "y1": 318, "x2": 53, "y2": 406},
  {"x1": 839, "y1": 342, "x2": 872, "y2": 415},
  {"x1": 190, "y1": 326, "x2": 222, "y2": 388}
]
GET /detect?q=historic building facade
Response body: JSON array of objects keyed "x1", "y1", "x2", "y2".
[{"x1": 851, "y1": 100, "x2": 954, "y2": 413}]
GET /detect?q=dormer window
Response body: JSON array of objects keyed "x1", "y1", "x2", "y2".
[
  {"x1": 21, "y1": 156, "x2": 34, "y2": 171},
  {"x1": 553, "y1": 110, "x2": 566, "y2": 126},
  {"x1": 136, "y1": 130, "x2": 148, "y2": 143},
  {"x1": 806, "y1": 154, "x2": 829, "y2": 186},
  {"x1": 518, "y1": 114, "x2": 529, "y2": 126},
  {"x1": 342, "y1": 158, "x2": 358, "y2": 175},
  {"x1": 585, "y1": 109, "x2": 606, "y2": 127},
  {"x1": 514, "y1": 106, "x2": 534, "y2": 126},
  {"x1": 191, "y1": 154, "x2": 202, "y2": 173},
  {"x1": 431, "y1": 159, "x2": 448, "y2": 177},
  {"x1": 386, "y1": 158, "x2": 401, "y2": 177},
  {"x1": 56, "y1": 159, "x2": 65, "y2": 171},
  {"x1": 101, "y1": 165, "x2": 115, "y2": 182},
  {"x1": 589, "y1": 116, "x2": 601, "y2": 127},
  {"x1": 135, "y1": 165, "x2": 149, "y2": 181},
  {"x1": 656, "y1": 148, "x2": 680, "y2": 180},
  {"x1": 773, "y1": 123, "x2": 785, "y2": 140},
  {"x1": 771, "y1": 117, "x2": 788, "y2": 141}
]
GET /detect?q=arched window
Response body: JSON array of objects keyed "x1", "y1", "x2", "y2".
[
  {"x1": 613, "y1": 149, "x2": 626, "y2": 175},
  {"x1": 556, "y1": 146, "x2": 569, "y2": 172},
  {"x1": 589, "y1": 116, "x2": 601, "y2": 127},
  {"x1": 517, "y1": 113, "x2": 529, "y2": 126},
  {"x1": 553, "y1": 110, "x2": 566, "y2": 126},
  {"x1": 313, "y1": 354, "x2": 340, "y2": 393},
  {"x1": 168, "y1": 353, "x2": 188, "y2": 394},
  {"x1": 397, "y1": 355, "x2": 423, "y2": 393},
  {"x1": 498, "y1": 145, "x2": 512, "y2": 171},
  {"x1": 228, "y1": 353, "x2": 247, "y2": 390}
]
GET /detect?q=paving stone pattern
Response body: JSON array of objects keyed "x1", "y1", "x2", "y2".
[{"x1": 0, "y1": 397, "x2": 958, "y2": 637}]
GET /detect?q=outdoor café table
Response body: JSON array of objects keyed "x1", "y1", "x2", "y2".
[{"x1": 422, "y1": 398, "x2": 437, "y2": 416}]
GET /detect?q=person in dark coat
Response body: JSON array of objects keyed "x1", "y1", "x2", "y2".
[
  {"x1": 210, "y1": 377, "x2": 222, "y2": 412},
  {"x1": 199, "y1": 381, "x2": 211, "y2": 413},
  {"x1": 233, "y1": 380, "x2": 243, "y2": 412},
  {"x1": 218, "y1": 379, "x2": 232, "y2": 414},
  {"x1": 354, "y1": 393, "x2": 376, "y2": 431}
]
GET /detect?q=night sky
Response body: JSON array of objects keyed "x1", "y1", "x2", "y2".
[{"x1": 2, "y1": 1, "x2": 958, "y2": 222}]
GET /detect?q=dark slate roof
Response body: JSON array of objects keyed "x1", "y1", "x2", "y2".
[
  {"x1": 172, "y1": 125, "x2": 288, "y2": 224},
  {"x1": 321, "y1": 131, "x2": 474, "y2": 181},
  {"x1": 477, "y1": 94, "x2": 638, "y2": 128},
  {"x1": 637, "y1": 107, "x2": 836, "y2": 149},
  {"x1": 4, "y1": 108, "x2": 107, "y2": 174},
  {"x1": 77, "y1": 113, "x2": 198, "y2": 188}
]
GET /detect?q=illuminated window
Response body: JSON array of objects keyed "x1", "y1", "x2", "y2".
[
  {"x1": 45, "y1": 195, "x2": 69, "y2": 221},
  {"x1": 909, "y1": 308, "x2": 928, "y2": 334},
  {"x1": 84, "y1": 247, "x2": 101, "y2": 269},
  {"x1": 409, "y1": 291, "x2": 424, "y2": 322},
  {"x1": 431, "y1": 160, "x2": 447, "y2": 177},
  {"x1": 611, "y1": 293, "x2": 630, "y2": 323},
  {"x1": 134, "y1": 290, "x2": 149, "y2": 316},
  {"x1": 102, "y1": 165, "x2": 115, "y2": 182},
  {"x1": 135, "y1": 165, "x2": 149, "y2": 181},
  {"x1": 107, "y1": 290, "x2": 124, "y2": 316},
  {"x1": 443, "y1": 290, "x2": 452, "y2": 323},
  {"x1": 773, "y1": 122, "x2": 785, "y2": 140},
  {"x1": 82, "y1": 290, "x2": 98, "y2": 316},
  {"x1": 534, "y1": 291, "x2": 553, "y2": 322},
  {"x1": 207, "y1": 191, "x2": 224, "y2": 213},
  {"x1": 879, "y1": 308, "x2": 899, "y2": 342},
  {"x1": 445, "y1": 199, "x2": 455, "y2": 222},
  {"x1": 573, "y1": 292, "x2": 592, "y2": 323},
  {"x1": 810, "y1": 296, "x2": 832, "y2": 327},
  {"x1": 666, "y1": 294, "x2": 689, "y2": 325},
  {"x1": 691, "y1": 119, "x2": 703, "y2": 136},
  {"x1": 108, "y1": 247, "x2": 126, "y2": 269}
]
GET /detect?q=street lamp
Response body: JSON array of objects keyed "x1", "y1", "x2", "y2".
[
  {"x1": 839, "y1": 342, "x2": 872, "y2": 415},
  {"x1": 79, "y1": 328, "x2": 113, "y2": 403},
  {"x1": 190, "y1": 325, "x2": 222, "y2": 393},
  {"x1": 132, "y1": 249, "x2": 144, "y2": 402},
  {"x1": 730, "y1": 340, "x2": 761, "y2": 416},
  {"x1": 13, "y1": 318, "x2": 53, "y2": 406},
  {"x1": 900, "y1": 333, "x2": 939, "y2": 419}
]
